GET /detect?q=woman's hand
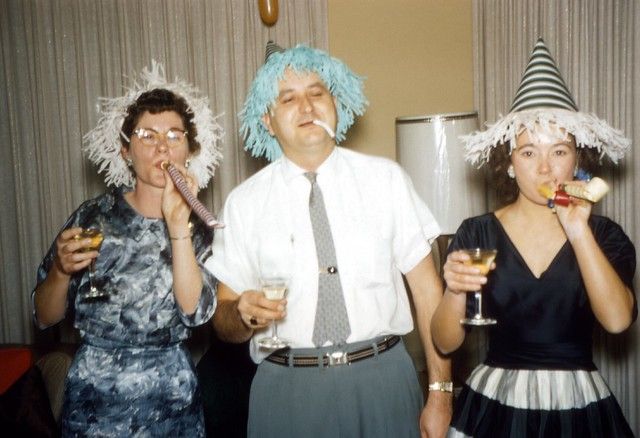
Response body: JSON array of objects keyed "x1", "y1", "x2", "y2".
[
  {"x1": 443, "y1": 250, "x2": 494, "y2": 294},
  {"x1": 554, "y1": 181, "x2": 592, "y2": 242},
  {"x1": 36, "y1": 226, "x2": 95, "y2": 327},
  {"x1": 53, "y1": 227, "x2": 98, "y2": 276},
  {"x1": 161, "y1": 162, "x2": 195, "y2": 234}
]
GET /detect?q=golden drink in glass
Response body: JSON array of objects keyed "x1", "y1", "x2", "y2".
[
  {"x1": 75, "y1": 228, "x2": 104, "y2": 252},
  {"x1": 75, "y1": 228, "x2": 107, "y2": 299},
  {"x1": 460, "y1": 248, "x2": 498, "y2": 326}
]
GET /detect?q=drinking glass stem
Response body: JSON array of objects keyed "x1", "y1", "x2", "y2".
[
  {"x1": 89, "y1": 260, "x2": 96, "y2": 289},
  {"x1": 272, "y1": 320, "x2": 278, "y2": 339},
  {"x1": 474, "y1": 291, "x2": 482, "y2": 318}
]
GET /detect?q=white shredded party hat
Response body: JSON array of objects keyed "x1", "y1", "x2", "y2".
[
  {"x1": 464, "y1": 37, "x2": 630, "y2": 167},
  {"x1": 83, "y1": 61, "x2": 224, "y2": 188}
]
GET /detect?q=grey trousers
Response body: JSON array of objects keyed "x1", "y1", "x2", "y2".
[{"x1": 248, "y1": 338, "x2": 423, "y2": 438}]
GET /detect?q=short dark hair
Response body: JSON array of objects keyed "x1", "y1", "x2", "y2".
[
  {"x1": 120, "y1": 88, "x2": 200, "y2": 154},
  {"x1": 487, "y1": 135, "x2": 602, "y2": 207}
]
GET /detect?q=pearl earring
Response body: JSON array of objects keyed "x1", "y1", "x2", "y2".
[
  {"x1": 507, "y1": 164, "x2": 515, "y2": 179},
  {"x1": 126, "y1": 158, "x2": 133, "y2": 168}
]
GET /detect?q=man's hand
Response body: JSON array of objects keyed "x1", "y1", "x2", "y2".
[
  {"x1": 420, "y1": 390, "x2": 453, "y2": 438},
  {"x1": 236, "y1": 289, "x2": 287, "y2": 329}
]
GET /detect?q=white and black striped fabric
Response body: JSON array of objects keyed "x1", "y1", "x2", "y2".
[
  {"x1": 448, "y1": 365, "x2": 635, "y2": 437},
  {"x1": 509, "y1": 37, "x2": 578, "y2": 113}
]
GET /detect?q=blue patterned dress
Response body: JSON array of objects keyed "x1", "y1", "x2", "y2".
[{"x1": 33, "y1": 188, "x2": 217, "y2": 437}]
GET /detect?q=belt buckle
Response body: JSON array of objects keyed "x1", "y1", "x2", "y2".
[{"x1": 326, "y1": 350, "x2": 348, "y2": 366}]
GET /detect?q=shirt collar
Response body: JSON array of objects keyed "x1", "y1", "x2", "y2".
[{"x1": 280, "y1": 147, "x2": 340, "y2": 183}]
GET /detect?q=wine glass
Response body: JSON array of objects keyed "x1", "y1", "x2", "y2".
[
  {"x1": 74, "y1": 228, "x2": 106, "y2": 300},
  {"x1": 460, "y1": 248, "x2": 498, "y2": 326},
  {"x1": 257, "y1": 274, "x2": 290, "y2": 350},
  {"x1": 256, "y1": 242, "x2": 292, "y2": 350}
]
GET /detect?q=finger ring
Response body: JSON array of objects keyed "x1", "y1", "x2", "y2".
[{"x1": 249, "y1": 316, "x2": 258, "y2": 326}]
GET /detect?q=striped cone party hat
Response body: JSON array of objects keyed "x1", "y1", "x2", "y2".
[
  {"x1": 510, "y1": 38, "x2": 578, "y2": 112},
  {"x1": 462, "y1": 38, "x2": 630, "y2": 167},
  {"x1": 264, "y1": 40, "x2": 284, "y2": 62}
]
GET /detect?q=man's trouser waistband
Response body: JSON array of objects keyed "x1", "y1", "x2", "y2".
[{"x1": 265, "y1": 335, "x2": 400, "y2": 367}]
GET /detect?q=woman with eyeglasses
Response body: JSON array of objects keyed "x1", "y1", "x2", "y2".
[{"x1": 32, "y1": 64, "x2": 223, "y2": 436}]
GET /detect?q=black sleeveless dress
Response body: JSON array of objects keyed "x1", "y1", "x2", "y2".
[{"x1": 447, "y1": 213, "x2": 636, "y2": 437}]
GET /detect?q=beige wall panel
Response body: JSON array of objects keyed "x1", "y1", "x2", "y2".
[{"x1": 328, "y1": 0, "x2": 474, "y2": 159}]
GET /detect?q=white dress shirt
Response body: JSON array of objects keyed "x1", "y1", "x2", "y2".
[{"x1": 205, "y1": 147, "x2": 440, "y2": 362}]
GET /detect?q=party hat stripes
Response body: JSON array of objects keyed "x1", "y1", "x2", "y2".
[
  {"x1": 463, "y1": 38, "x2": 630, "y2": 167},
  {"x1": 265, "y1": 40, "x2": 284, "y2": 62},
  {"x1": 510, "y1": 38, "x2": 578, "y2": 112}
]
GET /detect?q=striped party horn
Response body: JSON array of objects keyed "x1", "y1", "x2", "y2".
[{"x1": 162, "y1": 161, "x2": 224, "y2": 228}]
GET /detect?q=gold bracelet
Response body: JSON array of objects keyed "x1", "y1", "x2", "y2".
[{"x1": 169, "y1": 234, "x2": 192, "y2": 240}]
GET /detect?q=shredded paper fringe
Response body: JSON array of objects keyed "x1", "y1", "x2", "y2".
[
  {"x1": 463, "y1": 109, "x2": 630, "y2": 167},
  {"x1": 83, "y1": 61, "x2": 223, "y2": 188},
  {"x1": 240, "y1": 45, "x2": 368, "y2": 162}
]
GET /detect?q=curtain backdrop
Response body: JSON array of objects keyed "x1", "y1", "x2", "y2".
[
  {"x1": 0, "y1": 0, "x2": 327, "y2": 344},
  {"x1": 472, "y1": 0, "x2": 639, "y2": 433}
]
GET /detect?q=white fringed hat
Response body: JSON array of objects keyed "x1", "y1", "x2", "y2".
[
  {"x1": 464, "y1": 38, "x2": 630, "y2": 167},
  {"x1": 83, "y1": 61, "x2": 224, "y2": 188}
]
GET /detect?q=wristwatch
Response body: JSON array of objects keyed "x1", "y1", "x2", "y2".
[{"x1": 428, "y1": 381, "x2": 453, "y2": 393}]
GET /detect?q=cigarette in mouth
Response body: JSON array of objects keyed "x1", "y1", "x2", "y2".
[
  {"x1": 162, "y1": 161, "x2": 224, "y2": 228},
  {"x1": 312, "y1": 120, "x2": 335, "y2": 139}
]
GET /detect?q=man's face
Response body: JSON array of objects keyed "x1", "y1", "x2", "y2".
[{"x1": 263, "y1": 69, "x2": 338, "y2": 162}]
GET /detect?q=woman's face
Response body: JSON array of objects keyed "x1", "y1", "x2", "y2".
[
  {"x1": 122, "y1": 110, "x2": 190, "y2": 191},
  {"x1": 511, "y1": 126, "x2": 577, "y2": 205}
]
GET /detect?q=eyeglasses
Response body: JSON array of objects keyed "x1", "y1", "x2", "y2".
[{"x1": 132, "y1": 127, "x2": 188, "y2": 147}]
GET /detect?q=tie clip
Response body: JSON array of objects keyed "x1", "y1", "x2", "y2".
[{"x1": 319, "y1": 266, "x2": 338, "y2": 275}]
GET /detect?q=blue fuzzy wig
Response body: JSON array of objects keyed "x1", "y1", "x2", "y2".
[{"x1": 240, "y1": 44, "x2": 368, "y2": 161}]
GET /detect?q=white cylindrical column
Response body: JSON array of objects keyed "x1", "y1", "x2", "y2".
[{"x1": 396, "y1": 112, "x2": 486, "y2": 235}]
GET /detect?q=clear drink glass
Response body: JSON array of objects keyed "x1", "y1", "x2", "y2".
[
  {"x1": 460, "y1": 248, "x2": 498, "y2": 326},
  {"x1": 75, "y1": 228, "x2": 107, "y2": 300},
  {"x1": 257, "y1": 275, "x2": 290, "y2": 350}
]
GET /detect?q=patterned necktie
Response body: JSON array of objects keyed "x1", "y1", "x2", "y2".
[{"x1": 305, "y1": 172, "x2": 351, "y2": 346}]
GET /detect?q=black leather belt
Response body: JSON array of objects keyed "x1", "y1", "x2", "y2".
[{"x1": 265, "y1": 335, "x2": 400, "y2": 367}]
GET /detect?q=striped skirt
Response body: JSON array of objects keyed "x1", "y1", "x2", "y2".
[{"x1": 448, "y1": 364, "x2": 634, "y2": 437}]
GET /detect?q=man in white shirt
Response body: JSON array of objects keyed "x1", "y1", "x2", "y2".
[{"x1": 206, "y1": 42, "x2": 452, "y2": 437}]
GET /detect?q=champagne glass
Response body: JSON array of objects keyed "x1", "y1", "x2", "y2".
[
  {"x1": 74, "y1": 228, "x2": 106, "y2": 300},
  {"x1": 460, "y1": 248, "x2": 498, "y2": 326},
  {"x1": 256, "y1": 242, "x2": 292, "y2": 350},
  {"x1": 257, "y1": 274, "x2": 290, "y2": 350}
]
